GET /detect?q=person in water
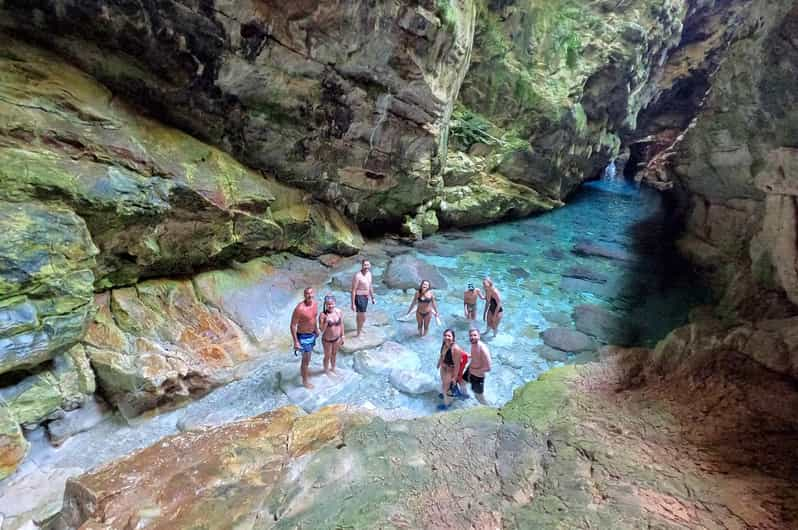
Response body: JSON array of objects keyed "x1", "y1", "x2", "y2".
[
  {"x1": 462, "y1": 328, "x2": 492, "y2": 405},
  {"x1": 436, "y1": 328, "x2": 465, "y2": 409},
  {"x1": 290, "y1": 287, "x2": 319, "y2": 389},
  {"x1": 351, "y1": 259, "x2": 376, "y2": 337},
  {"x1": 404, "y1": 279, "x2": 439, "y2": 337},
  {"x1": 463, "y1": 282, "x2": 485, "y2": 320},
  {"x1": 482, "y1": 277, "x2": 504, "y2": 337},
  {"x1": 318, "y1": 295, "x2": 344, "y2": 377}
]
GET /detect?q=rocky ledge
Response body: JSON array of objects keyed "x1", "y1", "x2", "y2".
[{"x1": 50, "y1": 341, "x2": 798, "y2": 529}]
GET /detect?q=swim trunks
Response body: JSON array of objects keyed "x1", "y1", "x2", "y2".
[
  {"x1": 466, "y1": 302, "x2": 477, "y2": 313},
  {"x1": 296, "y1": 332, "x2": 316, "y2": 354},
  {"x1": 463, "y1": 368, "x2": 485, "y2": 395},
  {"x1": 354, "y1": 294, "x2": 369, "y2": 313}
]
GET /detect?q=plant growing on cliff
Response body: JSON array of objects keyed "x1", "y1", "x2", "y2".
[
  {"x1": 449, "y1": 106, "x2": 499, "y2": 149},
  {"x1": 436, "y1": 0, "x2": 458, "y2": 31}
]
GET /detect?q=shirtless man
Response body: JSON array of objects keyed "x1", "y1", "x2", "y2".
[
  {"x1": 463, "y1": 282, "x2": 485, "y2": 320},
  {"x1": 462, "y1": 329, "x2": 492, "y2": 405},
  {"x1": 351, "y1": 259, "x2": 376, "y2": 337},
  {"x1": 290, "y1": 287, "x2": 319, "y2": 389}
]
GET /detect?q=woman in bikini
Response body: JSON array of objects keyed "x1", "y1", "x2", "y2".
[
  {"x1": 482, "y1": 277, "x2": 504, "y2": 337},
  {"x1": 404, "y1": 279, "x2": 439, "y2": 337},
  {"x1": 436, "y1": 328, "x2": 464, "y2": 409},
  {"x1": 319, "y1": 295, "x2": 344, "y2": 376}
]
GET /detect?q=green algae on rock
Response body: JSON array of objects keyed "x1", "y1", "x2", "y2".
[
  {"x1": 0, "y1": 35, "x2": 364, "y2": 292},
  {"x1": 0, "y1": 201, "x2": 97, "y2": 375}
]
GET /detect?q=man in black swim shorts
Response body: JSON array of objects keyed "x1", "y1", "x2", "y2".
[{"x1": 351, "y1": 259, "x2": 376, "y2": 336}]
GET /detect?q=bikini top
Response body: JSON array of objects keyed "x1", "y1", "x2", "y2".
[
  {"x1": 325, "y1": 313, "x2": 342, "y2": 326},
  {"x1": 444, "y1": 346, "x2": 454, "y2": 365},
  {"x1": 418, "y1": 294, "x2": 432, "y2": 303}
]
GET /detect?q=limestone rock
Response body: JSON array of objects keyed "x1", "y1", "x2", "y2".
[
  {"x1": 439, "y1": 170, "x2": 560, "y2": 227},
  {"x1": 0, "y1": 2, "x2": 477, "y2": 224},
  {"x1": 84, "y1": 280, "x2": 252, "y2": 418},
  {"x1": 541, "y1": 328, "x2": 595, "y2": 353},
  {"x1": 389, "y1": 370, "x2": 438, "y2": 395},
  {"x1": 383, "y1": 254, "x2": 449, "y2": 291},
  {"x1": 353, "y1": 341, "x2": 421, "y2": 376},
  {"x1": 278, "y1": 367, "x2": 363, "y2": 413},
  {"x1": 572, "y1": 240, "x2": 635, "y2": 262},
  {"x1": 0, "y1": 201, "x2": 97, "y2": 375},
  {"x1": 0, "y1": 345, "x2": 95, "y2": 427},
  {"x1": 534, "y1": 344, "x2": 569, "y2": 362},
  {"x1": 573, "y1": 304, "x2": 637, "y2": 346},
  {"x1": 340, "y1": 327, "x2": 389, "y2": 354},
  {"x1": 46, "y1": 396, "x2": 110, "y2": 447},
  {"x1": 0, "y1": 402, "x2": 27, "y2": 480},
  {"x1": 0, "y1": 36, "x2": 362, "y2": 293},
  {"x1": 59, "y1": 406, "x2": 366, "y2": 529}
]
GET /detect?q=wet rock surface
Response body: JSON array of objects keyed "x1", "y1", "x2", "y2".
[{"x1": 383, "y1": 254, "x2": 449, "y2": 291}]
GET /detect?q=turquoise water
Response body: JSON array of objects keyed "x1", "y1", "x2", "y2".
[{"x1": 323, "y1": 175, "x2": 710, "y2": 414}]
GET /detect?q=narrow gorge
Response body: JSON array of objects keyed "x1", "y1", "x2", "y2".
[{"x1": 0, "y1": 1, "x2": 796, "y2": 529}]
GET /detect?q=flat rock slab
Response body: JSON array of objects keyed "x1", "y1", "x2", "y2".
[
  {"x1": 562, "y1": 266, "x2": 609, "y2": 283},
  {"x1": 279, "y1": 367, "x2": 362, "y2": 413},
  {"x1": 573, "y1": 304, "x2": 638, "y2": 346},
  {"x1": 572, "y1": 241, "x2": 635, "y2": 262},
  {"x1": 534, "y1": 344, "x2": 569, "y2": 362},
  {"x1": 0, "y1": 465, "x2": 84, "y2": 528},
  {"x1": 343, "y1": 309, "x2": 391, "y2": 330},
  {"x1": 46, "y1": 397, "x2": 110, "y2": 446},
  {"x1": 389, "y1": 370, "x2": 438, "y2": 395},
  {"x1": 543, "y1": 311, "x2": 572, "y2": 326},
  {"x1": 542, "y1": 328, "x2": 595, "y2": 352},
  {"x1": 340, "y1": 327, "x2": 388, "y2": 353},
  {"x1": 383, "y1": 254, "x2": 448, "y2": 290},
  {"x1": 353, "y1": 341, "x2": 421, "y2": 376}
]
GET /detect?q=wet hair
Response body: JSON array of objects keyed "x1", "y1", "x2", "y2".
[
  {"x1": 440, "y1": 328, "x2": 456, "y2": 355},
  {"x1": 483, "y1": 278, "x2": 494, "y2": 288},
  {"x1": 323, "y1": 295, "x2": 335, "y2": 313},
  {"x1": 418, "y1": 279, "x2": 430, "y2": 293}
]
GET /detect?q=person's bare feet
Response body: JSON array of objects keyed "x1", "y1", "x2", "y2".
[{"x1": 302, "y1": 379, "x2": 314, "y2": 389}]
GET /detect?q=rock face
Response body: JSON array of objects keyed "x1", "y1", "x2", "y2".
[
  {"x1": 383, "y1": 254, "x2": 449, "y2": 290},
  {"x1": 444, "y1": 0, "x2": 689, "y2": 214},
  {"x1": 665, "y1": 0, "x2": 798, "y2": 320},
  {"x1": 0, "y1": 403, "x2": 27, "y2": 481},
  {"x1": 0, "y1": 1, "x2": 476, "y2": 224}
]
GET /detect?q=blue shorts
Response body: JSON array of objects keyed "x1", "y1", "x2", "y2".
[{"x1": 297, "y1": 333, "x2": 317, "y2": 354}]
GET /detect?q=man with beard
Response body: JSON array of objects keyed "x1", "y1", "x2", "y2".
[{"x1": 462, "y1": 328, "x2": 492, "y2": 405}]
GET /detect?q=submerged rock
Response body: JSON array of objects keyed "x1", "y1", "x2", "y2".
[
  {"x1": 353, "y1": 342, "x2": 421, "y2": 376},
  {"x1": 383, "y1": 254, "x2": 448, "y2": 291},
  {"x1": 278, "y1": 368, "x2": 363, "y2": 414},
  {"x1": 573, "y1": 304, "x2": 637, "y2": 346},
  {"x1": 389, "y1": 370, "x2": 438, "y2": 395},
  {"x1": 541, "y1": 328, "x2": 595, "y2": 353}
]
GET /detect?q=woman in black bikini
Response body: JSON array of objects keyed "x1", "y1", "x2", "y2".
[
  {"x1": 436, "y1": 328, "x2": 464, "y2": 409},
  {"x1": 404, "y1": 279, "x2": 439, "y2": 337},
  {"x1": 482, "y1": 277, "x2": 504, "y2": 337},
  {"x1": 319, "y1": 295, "x2": 344, "y2": 376}
]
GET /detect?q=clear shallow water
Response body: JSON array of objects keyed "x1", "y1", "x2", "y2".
[{"x1": 6, "y1": 177, "x2": 709, "y2": 503}]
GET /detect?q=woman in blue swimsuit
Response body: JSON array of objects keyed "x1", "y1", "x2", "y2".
[
  {"x1": 319, "y1": 295, "x2": 345, "y2": 376},
  {"x1": 404, "y1": 280, "x2": 439, "y2": 337}
]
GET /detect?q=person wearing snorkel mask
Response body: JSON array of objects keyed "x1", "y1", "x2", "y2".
[{"x1": 463, "y1": 282, "x2": 485, "y2": 321}]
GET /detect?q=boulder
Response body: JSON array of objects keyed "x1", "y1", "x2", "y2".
[
  {"x1": 0, "y1": 201, "x2": 97, "y2": 375},
  {"x1": 542, "y1": 312, "x2": 572, "y2": 326},
  {"x1": 563, "y1": 266, "x2": 609, "y2": 284},
  {"x1": 383, "y1": 255, "x2": 449, "y2": 291},
  {"x1": 573, "y1": 305, "x2": 638, "y2": 346},
  {"x1": 353, "y1": 342, "x2": 421, "y2": 376},
  {"x1": 542, "y1": 328, "x2": 596, "y2": 353},
  {"x1": 343, "y1": 309, "x2": 392, "y2": 331},
  {"x1": 0, "y1": 402, "x2": 27, "y2": 480},
  {"x1": 534, "y1": 345, "x2": 569, "y2": 362},
  {"x1": 340, "y1": 327, "x2": 389, "y2": 354},
  {"x1": 389, "y1": 370, "x2": 439, "y2": 395}
]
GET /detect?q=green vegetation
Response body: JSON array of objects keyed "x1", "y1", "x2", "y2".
[{"x1": 436, "y1": 0, "x2": 458, "y2": 31}]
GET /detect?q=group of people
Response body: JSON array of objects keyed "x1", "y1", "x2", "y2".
[{"x1": 289, "y1": 259, "x2": 497, "y2": 408}]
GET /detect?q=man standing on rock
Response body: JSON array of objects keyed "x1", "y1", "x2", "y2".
[
  {"x1": 351, "y1": 259, "x2": 376, "y2": 337},
  {"x1": 290, "y1": 287, "x2": 319, "y2": 389},
  {"x1": 462, "y1": 328, "x2": 492, "y2": 405}
]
